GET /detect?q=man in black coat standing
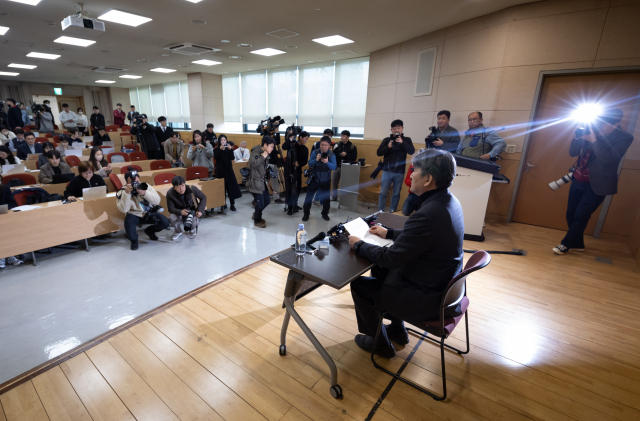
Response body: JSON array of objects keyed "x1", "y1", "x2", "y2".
[
  {"x1": 90, "y1": 106, "x2": 106, "y2": 134},
  {"x1": 5, "y1": 99, "x2": 23, "y2": 130},
  {"x1": 348, "y1": 149, "x2": 464, "y2": 358},
  {"x1": 130, "y1": 114, "x2": 161, "y2": 159},
  {"x1": 155, "y1": 116, "x2": 174, "y2": 149},
  {"x1": 331, "y1": 130, "x2": 358, "y2": 201},
  {"x1": 213, "y1": 135, "x2": 242, "y2": 213}
]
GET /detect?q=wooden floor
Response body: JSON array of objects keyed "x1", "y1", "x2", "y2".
[{"x1": 2, "y1": 221, "x2": 640, "y2": 421}]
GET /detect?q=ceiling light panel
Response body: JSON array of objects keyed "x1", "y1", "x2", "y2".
[
  {"x1": 7, "y1": 0, "x2": 41, "y2": 5},
  {"x1": 250, "y1": 48, "x2": 286, "y2": 57},
  {"x1": 54, "y1": 36, "x2": 96, "y2": 47},
  {"x1": 0, "y1": 26, "x2": 9, "y2": 35},
  {"x1": 192, "y1": 59, "x2": 221, "y2": 66},
  {"x1": 119, "y1": 75, "x2": 142, "y2": 79},
  {"x1": 312, "y1": 35, "x2": 354, "y2": 46},
  {"x1": 98, "y1": 10, "x2": 152, "y2": 27},
  {"x1": 185, "y1": 0, "x2": 204, "y2": 2},
  {"x1": 95, "y1": 80, "x2": 116, "y2": 83},
  {"x1": 0, "y1": 72, "x2": 20, "y2": 76},
  {"x1": 9, "y1": 63, "x2": 37, "y2": 69},
  {"x1": 27, "y1": 52, "x2": 60, "y2": 59},
  {"x1": 150, "y1": 68, "x2": 176, "y2": 73}
]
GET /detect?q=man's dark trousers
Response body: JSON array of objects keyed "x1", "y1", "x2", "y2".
[
  {"x1": 303, "y1": 179, "x2": 330, "y2": 215},
  {"x1": 253, "y1": 191, "x2": 270, "y2": 220},
  {"x1": 124, "y1": 213, "x2": 170, "y2": 246},
  {"x1": 561, "y1": 180, "x2": 605, "y2": 249}
]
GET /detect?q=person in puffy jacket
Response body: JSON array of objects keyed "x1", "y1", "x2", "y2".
[{"x1": 302, "y1": 136, "x2": 336, "y2": 222}]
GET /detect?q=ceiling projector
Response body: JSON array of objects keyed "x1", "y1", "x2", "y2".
[{"x1": 61, "y1": 14, "x2": 105, "y2": 36}]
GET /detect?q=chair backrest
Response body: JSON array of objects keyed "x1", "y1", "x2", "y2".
[
  {"x1": 120, "y1": 165, "x2": 142, "y2": 174},
  {"x1": 150, "y1": 160, "x2": 171, "y2": 170},
  {"x1": 65, "y1": 155, "x2": 81, "y2": 167},
  {"x1": 107, "y1": 152, "x2": 130, "y2": 163},
  {"x1": 12, "y1": 191, "x2": 36, "y2": 206},
  {"x1": 124, "y1": 143, "x2": 139, "y2": 152},
  {"x1": 3, "y1": 173, "x2": 37, "y2": 186},
  {"x1": 53, "y1": 135, "x2": 60, "y2": 144},
  {"x1": 109, "y1": 172, "x2": 123, "y2": 190},
  {"x1": 440, "y1": 251, "x2": 491, "y2": 320},
  {"x1": 154, "y1": 172, "x2": 177, "y2": 186},
  {"x1": 186, "y1": 165, "x2": 208, "y2": 180},
  {"x1": 54, "y1": 124, "x2": 59, "y2": 129},
  {"x1": 27, "y1": 125, "x2": 37, "y2": 130},
  {"x1": 44, "y1": 133, "x2": 53, "y2": 138},
  {"x1": 35, "y1": 137, "x2": 47, "y2": 144},
  {"x1": 129, "y1": 151, "x2": 147, "y2": 161},
  {"x1": 121, "y1": 125, "x2": 130, "y2": 131},
  {"x1": 105, "y1": 126, "x2": 119, "y2": 132}
]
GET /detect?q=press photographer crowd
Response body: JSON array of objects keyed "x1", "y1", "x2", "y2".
[{"x1": 0, "y1": 98, "x2": 634, "y2": 256}]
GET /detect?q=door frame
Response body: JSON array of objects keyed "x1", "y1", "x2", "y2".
[{"x1": 506, "y1": 65, "x2": 640, "y2": 239}]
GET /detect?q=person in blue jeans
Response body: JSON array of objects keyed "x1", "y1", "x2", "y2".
[{"x1": 377, "y1": 119, "x2": 415, "y2": 212}]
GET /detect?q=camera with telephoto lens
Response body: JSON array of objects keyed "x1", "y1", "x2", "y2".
[
  {"x1": 257, "y1": 115, "x2": 285, "y2": 137},
  {"x1": 549, "y1": 165, "x2": 576, "y2": 191},
  {"x1": 285, "y1": 124, "x2": 303, "y2": 142},
  {"x1": 183, "y1": 210, "x2": 196, "y2": 232},
  {"x1": 425, "y1": 126, "x2": 439, "y2": 148},
  {"x1": 132, "y1": 112, "x2": 143, "y2": 128},
  {"x1": 304, "y1": 168, "x2": 315, "y2": 185},
  {"x1": 321, "y1": 152, "x2": 328, "y2": 160}
]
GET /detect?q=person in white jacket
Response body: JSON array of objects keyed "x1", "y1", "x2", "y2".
[
  {"x1": 76, "y1": 107, "x2": 89, "y2": 136},
  {"x1": 233, "y1": 141, "x2": 250, "y2": 161},
  {"x1": 58, "y1": 104, "x2": 78, "y2": 130}
]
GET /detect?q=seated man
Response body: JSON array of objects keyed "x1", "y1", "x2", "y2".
[
  {"x1": 38, "y1": 150, "x2": 73, "y2": 184},
  {"x1": 166, "y1": 176, "x2": 206, "y2": 241},
  {"x1": 7, "y1": 128, "x2": 25, "y2": 152},
  {"x1": 456, "y1": 111, "x2": 506, "y2": 160},
  {"x1": 348, "y1": 149, "x2": 464, "y2": 358},
  {"x1": 67, "y1": 127, "x2": 83, "y2": 143},
  {"x1": 16, "y1": 132, "x2": 43, "y2": 160},
  {"x1": 164, "y1": 132, "x2": 185, "y2": 167},
  {"x1": 234, "y1": 141, "x2": 250, "y2": 161},
  {"x1": 116, "y1": 169, "x2": 170, "y2": 250},
  {"x1": 92, "y1": 126, "x2": 111, "y2": 147}
]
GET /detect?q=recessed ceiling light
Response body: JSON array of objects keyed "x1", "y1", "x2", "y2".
[
  {"x1": 98, "y1": 10, "x2": 152, "y2": 27},
  {"x1": 312, "y1": 35, "x2": 354, "y2": 47},
  {"x1": 27, "y1": 52, "x2": 60, "y2": 59},
  {"x1": 238, "y1": 43, "x2": 252, "y2": 47},
  {"x1": 229, "y1": 56, "x2": 241, "y2": 59},
  {"x1": 247, "y1": 69, "x2": 253, "y2": 71},
  {"x1": 307, "y1": 60, "x2": 314, "y2": 63},
  {"x1": 150, "y1": 68, "x2": 177, "y2": 73},
  {"x1": 192, "y1": 59, "x2": 221, "y2": 66},
  {"x1": 191, "y1": 20, "x2": 206, "y2": 25},
  {"x1": 96, "y1": 80, "x2": 116, "y2": 83},
  {"x1": 251, "y1": 48, "x2": 286, "y2": 57},
  {"x1": 0, "y1": 26, "x2": 8, "y2": 35},
  {"x1": 286, "y1": 45, "x2": 297, "y2": 49},
  {"x1": 8, "y1": 63, "x2": 36, "y2": 69},
  {"x1": 0, "y1": 71, "x2": 19, "y2": 76},
  {"x1": 7, "y1": 0, "x2": 41, "y2": 5},
  {"x1": 119, "y1": 75, "x2": 142, "y2": 79},
  {"x1": 185, "y1": 0, "x2": 203, "y2": 2},
  {"x1": 54, "y1": 36, "x2": 96, "y2": 47},
  {"x1": 221, "y1": 40, "x2": 230, "y2": 43}
]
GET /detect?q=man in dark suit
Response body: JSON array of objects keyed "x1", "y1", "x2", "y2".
[
  {"x1": 90, "y1": 106, "x2": 106, "y2": 134},
  {"x1": 17, "y1": 132, "x2": 43, "y2": 160},
  {"x1": 553, "y1": 108, "x2": 634, "y2": 255},
  {"x1": 155, "y1": 116, "x2": 174, "y2": 149},
  {"x1": 348, "y1": 149, "x2": 464, "y2": 358},
  {"x1": 5, "y1": 98, "x2": 23, "y2": 130}
]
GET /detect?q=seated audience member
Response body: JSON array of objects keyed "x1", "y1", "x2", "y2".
[
  {"x1": 64, "y1": 161, "x2": 106, "y2": 201},
  {"x1": 56, "y1": 136, "x2": 72, "y2": 157},
  {"x1": 402, "y1": 164, "x2": 421, "y2": 216},
  {"x1": 116, "y1": 169, "x2": 170, "y2": 250},
  {"x1": 38, "y1": 142, "x2": 55, "y2": 168},
  {"x1": 234, "y1": 141, "x2": 250, "y2": 161},
  {"x1": 67, "y1": 127, "x2": 83, "y2": 144},
  {"x1": 38, "y1": 150, "x2": 73, "y2": 184},
  {"x1": 8, "y1": 129, "x2": 26, "y2": 153},
  {"x1": 164, "y1": 132, "x2": 185, "y2": 167},
  {"x1": 187, "y1": 130, "x2": 214, "y2": 176},
  {"x1": 92, "y1": 126, "x2": 111, "y2": 147},
  {"x1": 456, "y1": 111, "x2": 506, "y2": 160},
  {"x1": 0, "y1": 127, "x2": 16, "y2": 144},
  {"x1": 0, "y1": 145, "x2": 21, "y2": 175},
  {"x1": 347, "y1": 149, "x2": 464, "y2": 358},
  {"x1": 0, "y1": 174, "x2": 18, "y2": 209},
  {"x1": 166, "y1": 175, "x2": 206, "y2": 241},
  {"x1": 88, "y1": 146, "x2": 112, "y2": 177},
  {"x1": 16, "y1": 132, "x2": 43, "y2": 160}
]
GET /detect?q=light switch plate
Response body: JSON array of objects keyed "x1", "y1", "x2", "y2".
[{"x1": 506, "y1": 145, "x2": 516, "y2": 153}]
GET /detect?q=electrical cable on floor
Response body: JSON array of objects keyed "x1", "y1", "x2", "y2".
[{"x1": 464, "y1": 249, "x2": 526, "y2": 256}]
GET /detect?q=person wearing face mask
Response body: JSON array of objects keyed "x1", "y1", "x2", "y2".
[
  {"x1": 38, "y1": 149, "x2": 73, "y2": 184},
  {"x1": 76, "y1": 108, "x2": 89, "y2": 136},
  {"x1": 164, "y1": 132, "x2": 185, "y2": 168},
  {"x1": 88, "y1": 146, "x2": 112, "y2": 177},
  {"x1": 234, "y1": 141, "x2": 250, "y2": 161},
  {"x1": 213, "y1": 134, "x2": 242, "y2": 213},
  {"x1": 64, "y1": 161, "x2": 106, "y2": 201},
  {"x1": 0, "y1": 145, "x2": 21, "y2": 176},
  {"x1": 187, "y1": 130, "x2": 214, "y2": 176}
]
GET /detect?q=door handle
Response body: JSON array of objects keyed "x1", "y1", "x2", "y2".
[{"x1": 525, "y1": 162, "x2": 536, "y2": 173}]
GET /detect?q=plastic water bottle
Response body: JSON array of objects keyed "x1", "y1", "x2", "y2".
[{"x1": 295, "y1": 224, "x2": 306, "y2": 256}]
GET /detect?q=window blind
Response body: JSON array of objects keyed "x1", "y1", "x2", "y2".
[
  {"x1": 333, "y1": 57, "x2": 369, "y2": 127},
  {"x1": 222, "y1": 74, "x2": 241, "y2": 123},
  {"x1": 129, "y1": 88, "x2": 138, "y2": 108},
  {"x1": 180, "y1": 81, "x2": 190, "y2": 123},
  {"x1": 137, "y1": 85, "x2": 152, "y2": 117},
  {"x1": 150, "y1": 84, "x2": 167, "y2": 120},
  {"x1": 267, "y1": 66, "x2": 297, "y2": 124},
  {"x1": 164, "y1": 82, "x2": 182, "y2": 123},
  {"x1": 298, "y1": 62, "x2": 334, "y2": 127},
  {"x1": 241, "y1": 71, "x2": 267, "y2": 124}
]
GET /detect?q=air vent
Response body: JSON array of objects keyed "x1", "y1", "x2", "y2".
[
  {"x1": 331, "y1": 50, "x2": 357, "y2": 56},
  {"x1": 163, "y1": 42, "x2": 220, "y2": 56},
  {"x1": 266, "y1": 29, "x2": 299, "y2": 39},
  {"x1": 92, "y1": 66, "x2": 129, "y2": 74}
]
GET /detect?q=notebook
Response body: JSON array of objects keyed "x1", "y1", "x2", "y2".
[{"x1": 82, "y1": 186, "x2": 107, "y2": 201}]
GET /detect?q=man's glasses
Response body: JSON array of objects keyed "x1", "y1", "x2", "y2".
[{"x1": 468, "y1": 118, "x2": 481, "y2": 122}]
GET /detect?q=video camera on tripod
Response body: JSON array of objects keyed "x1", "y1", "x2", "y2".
[
  {"x1": 285, "y1": 124, "x2": 303, "y2": 142},
  {"x1": 257, "y1": 116, "x2": 285, "y2": 137}
]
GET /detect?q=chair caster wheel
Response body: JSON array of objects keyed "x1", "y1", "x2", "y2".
[
  {"x1": 279, "y1": 345, "x2": 286, "y2": 356},
  {"x1": 329, "y1": 385, "x2": 342, "y2": 399}
]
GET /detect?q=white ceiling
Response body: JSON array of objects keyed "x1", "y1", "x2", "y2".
[{"x1": 0, "y1": 0, "x2": 536, "y2": 88}]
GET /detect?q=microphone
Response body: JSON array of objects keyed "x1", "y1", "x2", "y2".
[{"x1": 306, "y1": 232, "x2": 326, "y2": 247}]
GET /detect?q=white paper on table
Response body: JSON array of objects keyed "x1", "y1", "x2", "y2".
[
  {"x1": 64, "y1": 149, "x2": 83, "y2": 157},
  {"x1": 343, "y1": 218, "x2": 394, "y2": 247},
  {"x1": 12, "y1": 205, "x2": 41, "y2": 211}
]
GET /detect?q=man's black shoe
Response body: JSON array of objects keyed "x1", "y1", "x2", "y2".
[
  {"x1": 322, "y1": 213, "x2": 330, "y2": 221},
  {"x1": 302, "y1": 214, "x2": 309, "y2": 221},
  {"x1": 354, "y1": 334, "x2": 396, "y2": 359},
  {"x1": 385, "y1": 324, "x2": 409, "y2": 345},
  {"x1": 144, "y1": 226, "x2": 158, "y2": 241},
  {"x1": 293, "y1": 206, "x2": 301, "y2": 213},
  {"x1": 287, "y1": 209, "x2": 293, "y2": 215},
  {"x1": 130, "y1": 242, "x2": 139, "y2": 251}
]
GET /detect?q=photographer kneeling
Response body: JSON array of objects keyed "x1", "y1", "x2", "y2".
[
  {"x1": 117, "y1": 170, "x2": 170, "y2": 250},
  {"x1": 303, "y1": 136, "x2": 336, "y2": 221},
  {"x1": 167, "y1": 176, "x2": 207, "y2": 241}
]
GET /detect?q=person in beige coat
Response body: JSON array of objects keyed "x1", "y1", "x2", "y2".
[
  {"x1": 116, "y1": 169, "x2": 170, "y2": 250},
  {"x1": 164, "y1": 132, "x2": 185, "y2": 167},
  {"x1": 38, "y1": 150, "x2": 73, "y2": 184}
]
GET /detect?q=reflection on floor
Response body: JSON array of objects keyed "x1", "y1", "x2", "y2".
[
  {"x1": 1, "y1": 221, "x2": 639, "y2": 421},
  {"x1": 0, "y1": 191, "x2": 371, "y2": 385}
]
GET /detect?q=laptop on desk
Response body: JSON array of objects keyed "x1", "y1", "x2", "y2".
[
  {"x1": 82, "y1": 186, "x2": 107, "y2": 201},
  {"x1": 52, "y1": 173, "x2": 75, "y2": 184},
  {"x1": 2, "y1": 164, "x2": 27, "y2": 174},
  {"x1": 0, "y1": 204, "x2": 8, "y2": 215}
]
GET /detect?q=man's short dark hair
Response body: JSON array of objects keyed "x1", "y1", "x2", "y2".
[
  {"x1": 62, "y1": 103, "x2": 69, "y2": 108},
  {"x1": 158, "y1": 116, "x2": 166, "y2": 122},
  {"x1": 262, "y1": 136, "x2": 275, "y2": 146},
  {"x1": 411, "y1": 149, "x2": 456, "y2": 188},
  {"x1": 59, "y1": 135, "x2": 69, "y2": 143},
  {"x1": 116, "y1": 103, "x2": 122, "y2": 106},
  {"x1": 319, "y1": 136, "x2": 332, "y2": 145},
  {"x1": 207, "y1": 123, "x2": 214, "y2": 129},
  {"x1": 24, "y1": 131, "x2": 35, "y2": 139},
  {"x1": 6, "y1": 98, "x2": 16, "y2": 105},
  {"x1": 323, "y1": 129, "x2": 334, "y2": 137},
  {"x1": 171, "y1": 175, "x2": 186, "y2": 187},
  {"x1": 341, "y1": 130, "x2": 351, "y2": 137},
  {"x1": 437, "y1": 110, "x2": 451, "y2": 119},
  {"x1": 97, "y1": 126, "x2": 105, "y2": 131},
  {"x1": 130, "y1": 105, "x2": 135, "y2": 108},
  {"x1": 600, "y1": 108, "x2": 624, "y2": 125},
  {"x1": 14, "y1": 128, "x2": 24, "y2": 135},
  {"x1": 391, "y1": 119, "x2": 404, "y2": 128},
  {"x1": 124, "y1": 171, "x2": 140, "y2": 184},
  {"x1": 170, "y1": 132, "x2": 179, "y2": 138},
  {"x1": 43, "y1": 100, "x2": 50, "y2": 104},
  {"x1": 469, "y1": 111, "x2": 483, "y2": 119},
  {"x1": 300, "y1": 131, "x2": 310, "y2": 138},
  {"x1": 93, "y1": 106, "x2": 99, "y2": 110},
  {"x1": 46, "y1": 149, "x2": 61, "y2": 159},
  {"x1": 68, "y1": 128, "x2": 78, "y2": 135}
]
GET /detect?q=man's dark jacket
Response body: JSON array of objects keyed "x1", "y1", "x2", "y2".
[
  {"x1": 8, "y1": 106, "x2": 23, "y2": 130},
  {"x1": 333, "y1": 140, "x2": 358, "y2": 166},
  {"x1": 569, "y1": 127, "x2": 633, "y2": 196},
  {"x1": 166, "y1": 185, "x2": 207, "y2": 216},
  {"x1": 155, "y1": 125, "x2": 174, "y2": 146},
  {"x1": 16, "y1": 142, "x2": 43, "y2": 160},
  {"x1": 90, "y1": 113, "x2": 106, "y2": 131},
  {"x1": 130, "y1": 124, "x2": 160, "y2": 152},
  {"x1": 376, "y1": 135, "x2": 415, "y2": 174}
]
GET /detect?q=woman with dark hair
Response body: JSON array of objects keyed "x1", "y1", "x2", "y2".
[
  {"x1": 187, "y1": 130, "x2": 214, "y2": 176},
  {"x1": 64, "y1": 161, "x2": 107, "y2": 201},
  {"x1": 0, "y1": 145, "x2": 20, "y2": 174},
  {"x1": 213, "y1": 134, "x2": 241, "y2": 212},
  {"x1": 38, "y1": 141, "x2": 55, "y2": 168},
  {"x1": 89, "y1": 146, "x2": 112, "y2": 177}
]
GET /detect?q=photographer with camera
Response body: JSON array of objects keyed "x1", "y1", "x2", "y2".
[
  {"x1": 214, "y1": 134, "x2": 242, "y2": 213},
  {"x1": 167, "y1": 175, "x2": 207, "y2": 241},
  {"x1": 204, "y1": 123, "x2": 217, "y2": 144},
  {"x1": 90, "y1": 106, "x2": 106, "y2": 134},
  {"x1": 187, "y1": 130, "x2": 214, "y2": 176},
  {"x1": 377, "y1": 119, "x2": 416, "y2": 212},
  {"x1": 330, "y1": 130, "x2": 358, "y2": 202},
  {"x1": 164, "y1": 132, "x2": 185, "y2": 168},
  {"x1": 113, "y1": 104, "x2": 125, "y2": 127},
  {"x1": 5, "y1": 99, "x2": 23, "y2": 130},
  {"x1": 456, "y1": 112, "x2": 505, "y2": 160},
  {"x1": 553, "y1": 108, "x2": 633, "y2": 255},
  {"x1": 303, "y1": 136, "x2": 337, "y2": 221},
  {"x1": 59, "y1": 104, "x2": 78, "y2": 131},
  {"x1": 282, "y1": 129, "x2": 309, "y2": 215},
  {"x1": 247, "y1": 136, "x2": 276, "y2": 228},
  {"x1": 117, "y1": 169, "x2": 170, "y2": 250},
  {"x1": 130, "y1": 114, "x2": 162, "y2": 159},
  {"x1": 425, "y1": 110, "x2": 460, "y2": 152},
  {"x1": 35, "y1": 106, "x2": 54, "y2": 134}
]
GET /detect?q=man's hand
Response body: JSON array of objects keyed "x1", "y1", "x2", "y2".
[
  {"x1": 348, "y1": 235, "x2": 362, "y2": 249},
  {"x1": 388, "y1": 141, "x2": 393, "y2": 148},
  {"x1": 294, "y1": 162, "x2": 299, "y2": 167},
  {"x1": 67, "y1": 196, "x2": 77, "y2": 201},
  {"x1": 396, "y1": 137, "x2": 403, "y2": 144},
  {"x1": 432, "y1": 139, "x2": 444, "y2": 147},
  {"x1": 196, "y1": 211, "x2": 203, "y2": 218},
  {"x1": 172, "y1": 159, "x2": 177, "y2": 164},
  {"x1": 124, "y1": 184, "x2": 133, "y2": 194},
  {"x1": 316, "y1": 154, "x2": 322, "y2": 161},
  {"x1": 583, "y1": 132, "x2": 597, "y2": 143},
  {"x1": 262, "y1": 151, "x2": 269, "y2": 158},
  {"x1": 322, "y1": 158, "x2": 329, "y2": 164},
  {"x1": 340, "y1": 151, "x2": 347, "y2": 157},
  {"x1": 479, "y1": 154, "x2": 491, "y2": 160},
  {"x1": 181, "y1": 209, "x2": 189, "y2": 216},
  {"x1": 369, "y1": 225, "x2": 388, "y2": 239},
  {"x1": 191, "y1": 145, "x2": 197, "y2": 151}
]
